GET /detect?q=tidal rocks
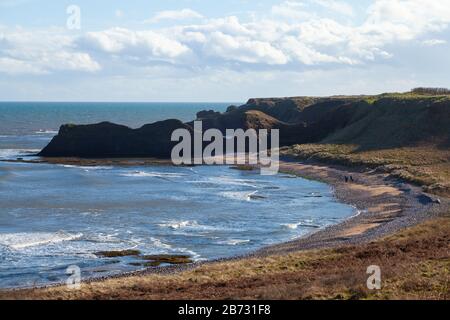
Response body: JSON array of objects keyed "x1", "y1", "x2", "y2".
[
  {"x1": 98, "y1": 250, "x2": 194, "y2": 267},
  {"x1": 95, "y1": 249, "x2": 141, "y2": 258},
  {"x1": 230, "y1": 165, "x2": 255, "y2": 171},
  {"x1": 249, "y1": 194, "x2": 266, "y2": 200},
  {"x1": 128, "y1": 254, "x2": 194, "y2": 267},
  {"x1": 140, "y1": 254, "x2": 193, "y2": 265}
]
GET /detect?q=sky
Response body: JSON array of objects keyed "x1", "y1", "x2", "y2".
[{"x1": 0, "y1": 0, "x2": 449, "y2": 102}]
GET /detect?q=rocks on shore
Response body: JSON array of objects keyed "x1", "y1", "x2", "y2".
[
  {"x1": 95, "y1": 250, "x2": 193, "y2": 267},
  {"x1": 95, "y1": 250, "x2": 141, "y2": 258},
  {"x1": 230, "y1": 165, "x2": 255, "y2": 171},
  {"x1": 140, "y1": 255, "x2": 193, "y2": 266}
]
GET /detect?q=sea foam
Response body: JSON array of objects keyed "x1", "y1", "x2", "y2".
[
  {"x1": 220, "y1": 190, "x2": 259, "y2": 201},
  {"x1": 0, "y1": 231, "x2": 83, "y2": 250},
  {"x1": 120, "y1": 171, "x2": 186, "y2": 178}
]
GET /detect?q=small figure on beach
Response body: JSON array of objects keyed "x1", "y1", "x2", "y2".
[
  {"x1": 344, "y1": 176, "x2": 349, "y2": 183},
  {"x1": 350, "y1": 176, "x2": 354, "y2": 182}
]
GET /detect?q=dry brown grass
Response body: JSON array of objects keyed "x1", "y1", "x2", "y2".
[{"x1": 2, "y1": 215, "x2": 448, "y2": 300}]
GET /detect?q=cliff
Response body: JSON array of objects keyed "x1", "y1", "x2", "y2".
[
  {"x1": 39, "y1": 120, "x2": 192, "y2": 158},
  {"x1": 39, "y1": 92, "x2": 450, "y2": 158}
]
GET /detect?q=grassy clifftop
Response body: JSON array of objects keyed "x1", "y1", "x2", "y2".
[
  {"x1": 283, "y1": 144, "x2": 450, "y2": 197},
  {"x1": 275, "y1": 92, "x2": 450, "y2": 196},
  {"x1": 244, "y1": 92, "x2": 450, "y2": 148},
  {"x1": 324, "y1": 95, "x2": 450, "y2": 148}
]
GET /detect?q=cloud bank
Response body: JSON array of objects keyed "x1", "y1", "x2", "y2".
[{"x1": 0, "y1": 0, "x2": 449, "y2": 100}]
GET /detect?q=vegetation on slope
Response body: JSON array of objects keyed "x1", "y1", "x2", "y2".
[
  {"x1": 277, "y1": 90, "x2": 450, "y2": 196},
  {"x1": 283, "y1": 145, "x2": 450, "y2": 197}
]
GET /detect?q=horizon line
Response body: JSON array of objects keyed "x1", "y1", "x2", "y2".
[{"x1": 0, "y1": 100, "x2": 244, "y2": 104}]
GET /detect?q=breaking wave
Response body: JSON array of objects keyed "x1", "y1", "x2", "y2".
[
  {"x1": 220, "y1": 190, "x2": 259, "y2": 201},
  {"x1": 120, "y1": 171, "x2": 187, "y2": 178},
  {"x1": 0, "y1": 231, "x2": 83, "y2": 250}
]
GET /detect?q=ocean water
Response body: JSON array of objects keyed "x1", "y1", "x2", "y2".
[{"x1": 0, "y1": 102, "x2": 356, "y2": 289}]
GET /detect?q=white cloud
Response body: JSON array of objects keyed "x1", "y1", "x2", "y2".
[
  {"x1": 422, "y1": 39, "x2": 447, "y2": 46},
  {"x1": 0, "y1": 57, "x2": 46, "y2": 75},
  {"x1": 313, "y1": 0, "x2": 354, "y2": 16},
  {"x1": 115, "y1": 9, "x2": 123, "y2": 18},
  {"x1": 1, "y1": 0, "x2": 450, "y2": 79},
  {"x1": 280, "y1": 36, "x2": 357, "y2": 65},
  {"x1": 204, "y1": 31, "x2": 288, "y2": 65},
  {"x1": 64, "y1": 1, "x2": 450, "y2": 70},
  {"x1": 271, "y1": 1, "x2": 311, "y2": 20},
  {"x1": 50, "y1": 52, "x2": 101, "y2": 72},
  {"x1": 146, "y1": 8, "x2": 203, "y2": 24},
  {"x1": 0, "y1": 28, "x2": 100, "y2": 75},
  {"x1": 364, "y1": 0, "x2": 450, "y2": 38},
  {"x1": 82, "y1": 27, "x2": 191, "y2": 60},
  {"x1": 272, "y1": 0, "x2": 354, "y2": 19}
]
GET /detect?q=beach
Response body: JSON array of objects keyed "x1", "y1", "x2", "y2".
[
  {"x1": 2, "y1": 0, "x2": 450, "y2": 303},
  {"x1": 1, "y1": 158, "x2": 447, "y2": 299}
]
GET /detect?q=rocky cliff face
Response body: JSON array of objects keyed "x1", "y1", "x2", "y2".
[
  {"x1": 39, "y1": 120, "x2": 192, "y2": 158},
  {"x1": 39, "y1": 93, "x2": 450, "y2": 158}
]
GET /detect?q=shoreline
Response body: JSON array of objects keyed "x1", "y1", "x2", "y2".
[
  {"x1": 0, "y1": 157, "x2": 448, "y2": 296},
  {"x1": 256, "y1": 159, "x2": 446, "y2": 255}
]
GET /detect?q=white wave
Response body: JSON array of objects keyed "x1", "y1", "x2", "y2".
[
  {"x1": 0, "y1": 231, "x2": 83, "y2": 250},
  {"x1": 175, "y1": 247, "x2": 203, "y2": 261},
  {"x1": 188, "y1": 176, "x2": 260, "y2": 189},
  {"x1": 282, "y1": 223, "x2": 301, "y2": 230},
  {"x1": 158, "y1": 220, "x2": 197, "y2": 230},
  {"x1": 220, "y1": 190, "x2": 258, "y2": 201},
  {"x1": 61, "y1": 164, "x2": 113, "y2": 170},
  {"x1": 215, "y1": 176, "x2": 259, "y2": 187},
  {"x1": 0, "y1": 149, "x2": 40, "y2": 159},
  {"x1": 34, "y1": 129, "x2": 58, "y2": 135},
  {"x1": 83, "y1": 232, "x2": 122, "y2": 244},
  {"x1": 167, "y1": 195, "x2": 188, "y2": 201},
  {"x1": 217, "y1": 239, "x2": 250, "y2": 246},
  {"x1": 157, "y1": 220, "x2": 221, "y2": 233},
  {"x1": 149, "y1": 237, "x2": 172, "y2": 250},
  {"x1": 120, "y1": 171, "x2": 186, "y2": 178},
  {"x1": 281, "y1": 221, "x2": 321, "y2": 230},
  {"x1": 79, "y1": 209, "x2": 103, "y2": 216}
]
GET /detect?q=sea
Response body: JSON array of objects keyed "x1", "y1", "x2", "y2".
[{"x1": 0, "y1": 102, "x2": 356, "y2": 288}]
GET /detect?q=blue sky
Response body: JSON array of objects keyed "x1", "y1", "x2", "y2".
[{"x1": 0, "y1": 0, "x2": 449, "y2": 101}]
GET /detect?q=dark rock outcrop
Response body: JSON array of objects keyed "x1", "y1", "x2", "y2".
[
  {"x1": 196, "y1": 110, "x2": 221, "y2": 119},
  {"x1": 39, "y1": 120, "x2": 193, "y2": 158},
  {"x1": 39, "y1": 93, "x2": 450, "y2": 158},
  {"x1": 226, "y1": 105, "x2": 238, "y2": 112}
]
